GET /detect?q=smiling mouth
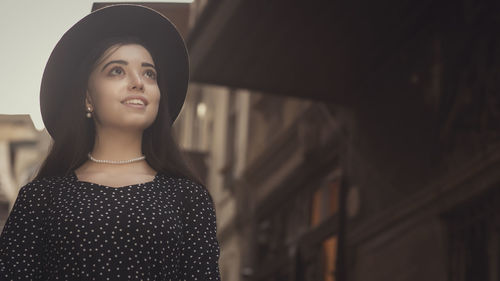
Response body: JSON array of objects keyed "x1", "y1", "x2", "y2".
[{"x1": 121, "y1": 101, "x2": 146, "y2": 108}]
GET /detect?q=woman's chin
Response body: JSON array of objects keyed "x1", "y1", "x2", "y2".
[{"x1": 109, "y1": 119, "x2": 154, "y2": 131}]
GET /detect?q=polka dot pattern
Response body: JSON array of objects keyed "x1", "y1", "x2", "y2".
[{"x1": 0, "y1": 171, "x2": 221, "y2": 280}]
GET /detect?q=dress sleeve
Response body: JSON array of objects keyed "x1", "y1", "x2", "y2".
[
  {"x1": 0, "y1": 180, "x2": 48, "y2": 280},
  {"x1": 178, "y1": 179, "x2": 221, "y2": 280}
]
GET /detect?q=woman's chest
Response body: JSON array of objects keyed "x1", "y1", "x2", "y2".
[{"x1": 45, "y1": 187, "x2": 183, "y2": 249}]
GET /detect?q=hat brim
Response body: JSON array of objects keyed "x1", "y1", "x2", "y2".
[{"x1": 40, "y1": 4, "x2": 189, "y2": 138}]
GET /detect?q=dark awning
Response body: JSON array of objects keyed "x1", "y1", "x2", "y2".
[{"x1": 186, "y1": 0, "x2": 433, "y2": 104}]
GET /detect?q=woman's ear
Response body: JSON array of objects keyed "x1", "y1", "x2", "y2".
[{"x1": 85, "y1": 90, "x2": 93, "y2": 109}]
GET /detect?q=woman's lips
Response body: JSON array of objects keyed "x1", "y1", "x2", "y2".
[{"x1": 122, "y1": 102, "x2": 146, "y2": 109}]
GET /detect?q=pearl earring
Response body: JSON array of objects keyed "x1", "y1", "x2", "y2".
[{"x1": 86, "y1": 107, "x2": 92, "y2": 118}]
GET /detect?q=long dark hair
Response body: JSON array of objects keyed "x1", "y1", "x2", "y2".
[{"x1": 33, "y1": 35, "x2": 205, "y2": 187}]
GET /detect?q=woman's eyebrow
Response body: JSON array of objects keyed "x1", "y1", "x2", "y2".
[
  {"x1": 101, "y1": 60, "x2": 156, "y2": 72},
  {"x1": 142, "y1": 62, "x2": 155, "y2": 69}
]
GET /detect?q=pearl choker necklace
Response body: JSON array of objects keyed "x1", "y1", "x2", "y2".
[{"x1": 87, "y1": 152, "x2": 146, "y2": 164}]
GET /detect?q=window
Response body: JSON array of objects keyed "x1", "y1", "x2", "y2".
[
  {"x1": 442, "y1": 187, "x2": 500, "y2": 281},
  {"x1": 322, "y1": 235, "x2": 337, "y2": 281},
  {"x1": 311, "y1": 178, "x2": 340, "y2": 227},
  {"x1": 301, "y1": 172, "x2": 342, "y2": 281}
]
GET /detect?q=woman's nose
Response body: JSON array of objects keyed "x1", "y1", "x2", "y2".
[{"x1": 128, "y1": 71, "x2": 144, "y2": 91}]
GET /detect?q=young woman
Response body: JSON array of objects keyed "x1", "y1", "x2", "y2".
[{"x1": 0, "y1": 4, "x2": 221, "y2": 280}]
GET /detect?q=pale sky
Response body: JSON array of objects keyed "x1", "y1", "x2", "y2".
[{"x1": 0, "y1": 0, "x2": 192, "y2": 131}]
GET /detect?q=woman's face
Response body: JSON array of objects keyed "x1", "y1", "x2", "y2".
[{"x1": 85, "y1": 43, "x2": 161, "y2": 132}]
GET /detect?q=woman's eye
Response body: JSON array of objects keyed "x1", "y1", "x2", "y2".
[
  {"x1": 145, "y1": 69, "x2": 157, "y2": 80},
  {"x1": 109, "y1": 66, "x2": 124, "y2": 76}
]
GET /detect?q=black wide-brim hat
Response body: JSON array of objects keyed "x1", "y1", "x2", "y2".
[{"x1": 40, "y1": 4, "x2": 189, "y2": 139}]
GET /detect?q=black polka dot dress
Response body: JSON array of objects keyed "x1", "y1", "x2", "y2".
[{"x1": 0, "y1": 171, "x2": 221, "y2": 280}]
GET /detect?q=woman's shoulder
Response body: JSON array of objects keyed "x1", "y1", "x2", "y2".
[
  {"x1": 168, "y1": 175, "x2": 208, "y2": 193},
  {"x1": 18, "y1": 174, "x2": 67, "y2": 194},
  {"x1": 20, "y1": 176, "x2": 50, "y2": 189},
  {"x1": 13, "y1": 176, "x2": 59, "y2": 207},
  {"x1": 168, "y1": 176, "x2": 215, "y2": 208}
]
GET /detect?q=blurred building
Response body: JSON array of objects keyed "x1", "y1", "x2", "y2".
[
  {"x1": 184, "y1": 1, "x2": 500, "y2": 281},
  {"x1": 0, "y1": 115, "x2": 52, "y2": 230},
  {"x1": 173, "y1": 82, "x2": 339, "y2": 280}
]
